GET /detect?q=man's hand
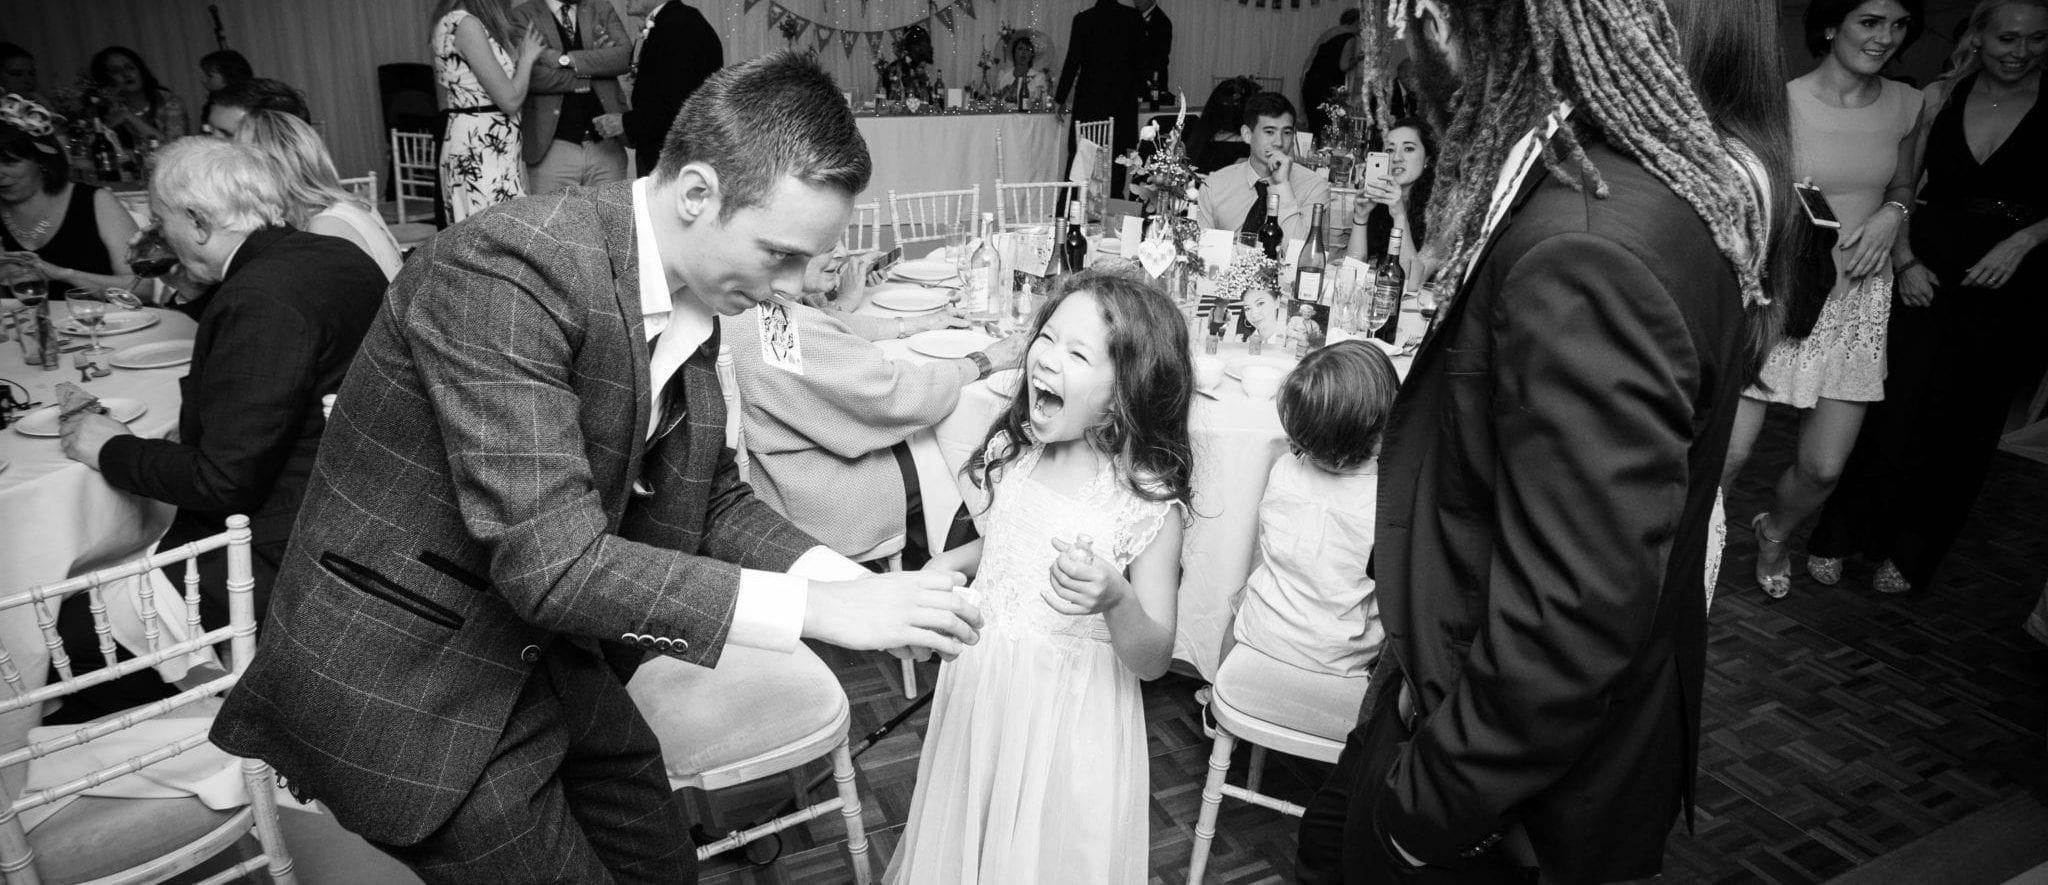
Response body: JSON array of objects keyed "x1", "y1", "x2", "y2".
[
  {"x1": 594, "y1": 113, "x2": 625, "y2": 139},
  {"x1": 1896, "y1": 262, "x2": 1939, "y2": 306},
  {"x1": 1265, "y1": 145, "x2": 1294, "y2": 183},
  {"x1": 802, "y1": 570, "x2": 983, "y2": 659},
  {"x1": 59, "y1": 411, "x2": 131, "y2": 471},
  {"x1": 978, "y1": 332, "x2": 1028, "y2": 370}
]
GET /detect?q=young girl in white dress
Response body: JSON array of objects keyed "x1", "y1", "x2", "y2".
[{"x1": 886, "y1": 270, "x2": 1196, "y2": 884}]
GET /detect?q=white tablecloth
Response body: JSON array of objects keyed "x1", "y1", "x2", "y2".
[
  {"x1": 855, "y1": 112, "x2": 1064, "y2": 213},
  {"x1": 0, "y1": 304, "x2": 194, "y2": 779}
]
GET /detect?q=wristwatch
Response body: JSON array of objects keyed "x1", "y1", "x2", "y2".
[
  {"x1": 558, "y1": 53, "x2": 574, "y2": 68},
  {"x1": 965, "y1": 351, "x2": 993, "y2": 379}
]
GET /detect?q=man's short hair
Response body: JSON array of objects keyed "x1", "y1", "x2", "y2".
[
  {"x1": 1241, "y1": 92, "x2": 1297, "y2": 130},
  {"x1": 1803, "y1": 0, "x2": 1924, "y2": 57},
  {"x1": 150, "y1": 137, "x2": 288, "y2": 233},
  {"x1": 209, "y1": 77, "x2": 310, "y2": 122},
  {"x1": 655, "y1": 51, "x2": 871, "y2": 219}
]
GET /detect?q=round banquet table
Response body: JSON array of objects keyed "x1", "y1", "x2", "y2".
[
  {"x1": 854, "y1": 111, "x2": 1064, "y2": 213},
  {"x1": 873, "y1": 301, "x2": 1417, "y2": 681},
  {"x1": 0, "y1": 303, "x2": 194, "y2": 778}
]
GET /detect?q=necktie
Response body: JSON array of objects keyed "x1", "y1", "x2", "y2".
[
  {"x1": 1241, "y1": 179, "x2": 1269, "y2": 235},
  {"x1": 559, "y1": 3, "x2": 579, "y2": 45}
]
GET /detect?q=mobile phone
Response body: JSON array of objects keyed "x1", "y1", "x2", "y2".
[
  {"x1": 1793, "y1": 180, "x2": 1840, "y2": 229},
  {"x1": 1363, "y1": 151, "x2": 1391, "y2": 184}
]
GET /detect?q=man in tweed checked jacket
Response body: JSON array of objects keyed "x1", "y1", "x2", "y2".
[{"x1": 212, "y1": 53, "x2": 982, "y2": 883}]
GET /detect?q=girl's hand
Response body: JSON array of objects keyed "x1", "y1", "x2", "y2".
[
  {"x1": 519, "y1": 26, "x2": 549, "y2": 64},
  {"x1": 1896, "y1": 262, "x2": 1939, "y2": 306},
  {"x1": 1961, "y1": 229, "x2": 2041, "y2": 289},
  {"x1": 1837, "y1": 205, "x2": 1903, "y2": 280},
  {"x1": 1044, "y1": 536, "x2": 1123, "y2": 616}
]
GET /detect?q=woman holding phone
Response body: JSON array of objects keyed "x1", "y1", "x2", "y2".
[
  {"x1": 1346, "y1": 118, "x2": 1433, "y2": 290},
  {"x1": 1722, "y1": 0, "x2": 1924, "y2": 599}
]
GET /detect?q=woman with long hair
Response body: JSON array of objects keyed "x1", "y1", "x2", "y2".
[
  {"x1": 1345, "y1": 117, "x2": 1435, "y2": 290},
  {"x1": 235, "y1": 110, "x2": 404, "y2": 279},
  {"x1": 1807, "y1": 0, "x2": 2048, "y2": 595},
  {"x1": 430, "y1": 0, "x2": 545, "y2": 221},
  {"x1": 90, "y1": 46, "x2": 187, "y2": 148},
  {"x1": 1185, "y1": 76, "x2": 1258, "y2": 174},
  {"x1": 1721, "y1": 0, "x2": 1925, "y2": 600}
]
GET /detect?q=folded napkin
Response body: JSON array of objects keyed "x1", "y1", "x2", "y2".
[
  {"x1": 1070, "y1": 136, "x2": 1100, "y2": 184},
  {"x1": 19, "y1": 710, "x2": 241, "y2": 831}
]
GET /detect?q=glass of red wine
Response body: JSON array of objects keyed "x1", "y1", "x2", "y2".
[{"x1": 128, "y1": 227, "x2": 179, "y2": 279}]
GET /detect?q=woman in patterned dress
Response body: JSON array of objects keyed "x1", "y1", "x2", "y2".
[
  {"x1": 1721, "y1": 0, "x2": 1925, "y2": 599},
  {"x1": 430, "y1": 0, "x2": 545, "y2": 222}
]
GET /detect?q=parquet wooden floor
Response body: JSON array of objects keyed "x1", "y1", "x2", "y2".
[{"x1": 696, "y1": 403, "x2": 2048, "y2": 884}]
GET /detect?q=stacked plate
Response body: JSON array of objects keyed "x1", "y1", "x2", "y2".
[{"x1": 109, "y1": 340, "x2": 195, "y2": 370}]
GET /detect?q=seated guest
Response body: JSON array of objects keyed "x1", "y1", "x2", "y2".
[
  {"x1": 729, "y1": 251, "x2": 1025, "y2": 564},
  {"x1": 1219, "y1": 340, "x2": 1398, "y2": 735},
  {"x1": 1196, "y1": 92, "x2": 1330, "y2": 242},
  {"x1": 236, "y1": 110, "x2": 404, "y2": 279},
  {"x1": 1184, "y1": 76, "x2": 1258, "y2": 175},
  {"x1": 0, "y1": 95, "x2": 140, "y2": 295},
  {"x1": 197, "y1": 49, "x2": 255, "y2": 137},
  {"x1": 1, "y1": 43, "x2": 47, "y2": 106},
  {"x1": 91, "y1": 46, "x2": 187, "y2": 147},
  {"x1": 59, "y1": 137, "x2": 386, "y2": 641},
  {"x1": 204, "y1": 77, "x2": 311, "y2": 139}
]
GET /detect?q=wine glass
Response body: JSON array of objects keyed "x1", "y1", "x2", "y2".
[
  {"x1": 67, "y1": 288, "x2": 113, "y2": 356},
  {"x1": 128, "y1": 227, "x2": 179, "y2": 280},
  {"x1": 10, "y1": 271, "x2": 48, "y2": 308}
]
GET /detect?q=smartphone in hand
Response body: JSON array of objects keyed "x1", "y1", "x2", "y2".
[{"x1": 1793, "y1": 180, "x2": 1841, "y2": 230}]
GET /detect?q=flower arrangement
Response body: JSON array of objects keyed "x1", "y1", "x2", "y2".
[
  {"x1": 50, "y1": 75, "x2": 107, "y2": 126},
  {"x1": 1115, "y1": 95, "x2": 1203, "y2": 209},
  {"x1": 1210, "y1": 250, "x2": 1279, "y2": 302},
  {"x1": 1316, "y1": 83, "x2": 1353, "y2": 132}
]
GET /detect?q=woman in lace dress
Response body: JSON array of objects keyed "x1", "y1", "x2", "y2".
[
  {"x1": 888, "y1": 271, "x2": 1193, "y2": 884},
  {"x1": 430, "y1": 0, "x2": 544, "y2": 222},
  {"x1": 1721, "y1": 0, "x2": 1924, "y2": 599}
]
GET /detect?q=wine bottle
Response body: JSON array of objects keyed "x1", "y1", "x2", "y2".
[
  {"x1": 1294, "y1": 204, "x2": 1327, "y2": 303},
  {"x1": 962, "y1": 212, "x2": 1000, "y2": 321},
  {"x1": 1062, "y1": 200, "x2": 1088, "y2": 272},
  {"x1": 1372, "y1": 227, "x2": 1406, "y2": 344},
  {"x1": 1258, "y1": 192, "x2": 1284, "y2": 261},
  {"x1": 91, "y1": 127, "x2": 120, "y2": 182}
]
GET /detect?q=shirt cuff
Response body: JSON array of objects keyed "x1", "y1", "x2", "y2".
[{"x1": 727, "y1": 546, "x2": 869, "y2": 652}]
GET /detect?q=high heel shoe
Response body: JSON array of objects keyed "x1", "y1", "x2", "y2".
[
  {"x1": 1752, "y1": 513, "x2": 1792, "y2": 599},
  {"x1": 1873, "y1": 560, "x2": 1911, "y2": 595},
  {"x1": 1807, "y1": 555, "x2": 1843, "y2": 586}
]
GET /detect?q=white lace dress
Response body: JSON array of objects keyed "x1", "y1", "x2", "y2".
[{"x1": 885, "y1": 444, "x2": 1175, "y2": 885}]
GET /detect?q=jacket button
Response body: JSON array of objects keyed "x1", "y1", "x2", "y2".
[
  {"x1": 672, "y1": 638, "x2": 689, "y2": 655},
  {"x1": 620, "y1": 632, "x2": 637, "y2": 644},
  {"x1": 638, "y1": 635, "x2": 658, "y2": 649},
  {"x1": 653, "y1": 637, "x2": 673, "y2": 652},
  {"x1": 519, "y1": 644, "x2": 541, "y2": 663}
]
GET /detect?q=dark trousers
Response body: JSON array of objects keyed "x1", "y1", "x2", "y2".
[
  {"x1": 1298, "y1": 665, "x2": 1535, "y2": 884},
  {"x1": 1810, "y1": 286, "x2": 2048, "y2": 587},
  {"x1": 367, "y1": 642, "x2": 694, "y2": 884}
]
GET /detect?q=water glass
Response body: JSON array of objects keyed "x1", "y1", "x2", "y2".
[{"x1": 67, "y1": 288, "x2": 113, "y2": 355}]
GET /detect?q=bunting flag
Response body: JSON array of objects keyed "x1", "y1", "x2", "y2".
[
  {"x1": 842, "y1": 29, "x2": 858, "y2": 56},
  {"x1": 959, "y1": 0, "x2": 977, "y2": 19},
  {"x1": 789, "y1": 18, "x2": 810, "y2": 40},
  {"x1": 766, "y1": 2, "x2": 783, "y2": 24},
  {"x1": 935, "y1": 6, "x2": 956, "y2": 32},
  {"x1": 865, "y1": 31, "x2": 883, "y2": 54},
  {"x1": 815, "y1": 25, "x2": 834, "y2": 50},
  {"x1": 742, "y1": 0, "x2": 763, "y2": 11}
]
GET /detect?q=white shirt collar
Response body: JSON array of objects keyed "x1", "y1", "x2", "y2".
[
  {"x1": 545, "y1": 0, "x2": 570, "y2": 19},
  {"x1": 1461, "y1": 102, "x2": 1572, "y2": 288},
  {"x1": 633, "y1": 178, "x2": 715, "y2": 436}
]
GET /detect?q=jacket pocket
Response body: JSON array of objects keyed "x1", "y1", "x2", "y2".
[{"x1": 318, "y1": 552, "x2": 465, "y2": 631}]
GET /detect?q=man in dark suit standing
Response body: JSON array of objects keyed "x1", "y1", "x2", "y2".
[
  {"x1": 1293, "y1": 0, "x2": 1769, "y2": 881},
  {"x1": 1135, "y1": 0, "x2": 1171, "y2": 107},
  {"x1": 209, "y1": 53, "x2": 981, "y2": 883},
  {"x1": 623, "y1": 0, "x2": 723, "y2": 177},
  {"x1": 57, "y1": 137, "x2": 384, "y2": 719},
  {"x1": 1055, "y1": 0, "x2": 1144, "y2": 195},
  {"x1": 516, "y1": 0, "x2": 634, "y2": 193}
]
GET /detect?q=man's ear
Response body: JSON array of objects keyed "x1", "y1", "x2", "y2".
[
  {"x1": 671, "y1": 162, "x2": 720, "y2": 225},
  {"x1": 187, "y1": 209, "x2": 214, "y2": 246}
]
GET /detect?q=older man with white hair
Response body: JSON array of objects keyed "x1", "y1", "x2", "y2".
[{"x1": 54, "y1": 136, "x2": 384, "y2": 718}]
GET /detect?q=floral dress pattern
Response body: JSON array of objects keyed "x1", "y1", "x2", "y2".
[{"x1": 434, "y1": 10, "x2": 524, "y2": 222}]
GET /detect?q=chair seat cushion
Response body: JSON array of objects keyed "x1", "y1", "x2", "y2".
[
  {"x1": 27, "y1": 795, "x2": 238, "y2": 884},
  {"x1": 625, "y1": 643, "x2": 847, "y2": 782},
  {"x1": 1214, "y1": 643, "x2": 1369, "y2": 744}
]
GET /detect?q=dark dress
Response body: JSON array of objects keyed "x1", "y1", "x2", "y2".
[
  {"x1": 1301, "y1": 31, "x2": 1355, "y2": 134},
  {"x1": 1, "y1": 184, "x2": 115, "y2": 295},
  {"x1": 1809, "y1": 73, "x2": 2048, "y2": 588}
]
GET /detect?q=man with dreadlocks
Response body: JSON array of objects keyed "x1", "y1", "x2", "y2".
[{"x1": 1294, "y1": 0, "x2": 1771, "y2": 882}]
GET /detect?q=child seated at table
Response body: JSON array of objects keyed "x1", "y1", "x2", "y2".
[{"x1": 1217, "y1": 339, "x2": 1397, "y2": 739}]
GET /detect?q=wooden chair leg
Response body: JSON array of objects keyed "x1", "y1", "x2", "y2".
[
  {"x1": 244, "y1": 758, "x2": 298, "y2": 885},
  {"x1": 1246, "y1": 745, "x2": 1268, "y2": 795},
  {"x1": 1189, "y1": 729, "x2": 1237, "y2": 884},
  {"x1": 832, "y1": 744, "x2": 872, "y2": 884}
]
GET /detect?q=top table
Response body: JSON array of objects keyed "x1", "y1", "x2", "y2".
[{"x1": 854, "y1": 112, "x2": 1065, "y2": 214}]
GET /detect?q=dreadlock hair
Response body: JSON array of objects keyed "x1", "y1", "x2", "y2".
[{"x1": 1365, "y1": 0, "x2": 1768, "y2": 310}]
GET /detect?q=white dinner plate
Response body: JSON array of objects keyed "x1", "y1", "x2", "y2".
[
  {"x1": 905, "y1": 329, "x2": 995, "y2": 360},
  {"x1": 867, "y1": 284, "x2": 953, "y2": 313},
  {"x1": 1223, "y1": 354, "x2": 1298, "y2": 380},
  {"x1": 61, "y1": 309, "x2": 158, "y2": 337},
  {"x1": 985, "y1": 368, "x2": 1023, "y2": 398},
  {"x1": 109, "y1": 339, "x2": 196, "y2": 370},
  {"x1": 12, "y1": 398, "x2": 148, "y2": 437},
  {"x1": 889, "y1": 259, "x2": 959, "y2": 283}
]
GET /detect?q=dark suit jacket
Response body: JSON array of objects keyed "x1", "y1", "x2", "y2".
[
  {"x1": 1055, "y1": 0, "x2": 1145, "y2": 119},
  {"x1": 97, "y1": 226, "x2": 385, "y2": 624},
  {"x1": 211, "y1": 183, "x2": 818, "y2": 846},
  {"x1": 1137, "y1": 4, "x2": 1171, "y2": 94},
  {"x1": 624, "y1": 0, "x2": 722, "y2": 177},
  {"x1": 1360, "y1": 140, "x2": 1748, "y2": 882},
  {"x1": 514, "y1": 0, "x2": 633, "y2": 164}
]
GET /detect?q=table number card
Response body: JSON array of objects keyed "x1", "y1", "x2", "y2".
[
  {"x1": 1198, "y1": 228, "x2": 1236, "y2": 273},
  {"x1": 1119, "y1": 216, "x2": 1143, "y2": 257}
]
